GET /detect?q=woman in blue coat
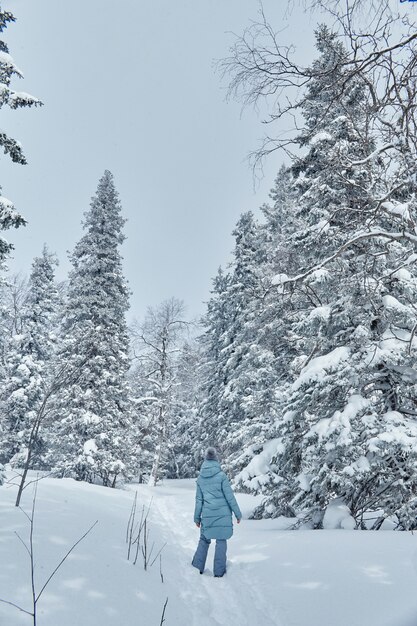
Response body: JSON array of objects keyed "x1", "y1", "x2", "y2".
[{"x1": 192, "y1": 447, "x2": 242, "y2": 577}]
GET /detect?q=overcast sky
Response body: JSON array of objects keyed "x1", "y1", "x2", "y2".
[{"x1": 2, "y1": 0, "x2": 318, "y2": 321}]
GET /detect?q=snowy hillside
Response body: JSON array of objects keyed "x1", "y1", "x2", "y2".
[{"x1": 1, "y1": 475, "x2": 417, "y2": 626}]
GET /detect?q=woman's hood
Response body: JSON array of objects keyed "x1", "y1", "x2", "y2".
[{"x1": 199, "y1": 460, "x2": 222, "y2": 479}]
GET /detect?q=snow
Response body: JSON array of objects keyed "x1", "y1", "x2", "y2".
[
  {"x1": 323, "y1": 498, "x2": 356, "y2": 530},
  {"x1": 309, "y1": 394, "x2": 368, "y2": 444},
  {"x1": 0, "y1": 195, "x2": 14, "y2": 210},
  {"x1": 405, "y1": 253, "x2": 417, "y2": 266},
  {"x1": 8, "y1": 91, "x2": 40, "y2": 106},
  {"x1": 382, "y1": 294, "x2": 409, "y2": 313},
  {"x1": 307, "y1": 305, "x2": 331, "y2": 321},
  {"x1": 271, "y1": 272, "x2": 289, "y2": 286},
  {"x1": 381, "y1": 201, "x2": 411, "y2": 222},
  {"x1": 310, "y1": 218, "x2": 330, "y2": 233},
  {"x1": 234, "y1": 438, "x2": 283, "y2": 491},
  {"x1": 343, "y1": 455, "x2": 371, "y2": 477},
  {"x1": 0, "y1": 51, "x2": 23, "y2": 76},
  {"x1": 369, "y1": 411, "x2": 417, "y2": 452},
  {"x1": 292, "y1": 346, "x2": 350, "y2": 391},
  {"x1": 392, "y1": 267, "x2": 413, "y2": 282},
  {"x1": 83, "y1": 439, "x2": 98, "y2": 455},
  {"x1": 2, "y1": 475, "x2": 417, "y2": 626},
  {"x1": 308, "y1": 268, "x2": 331, "y2": 283},
  {"x1": 310, "y1": 131, "x2": 332, "y2": 145}
]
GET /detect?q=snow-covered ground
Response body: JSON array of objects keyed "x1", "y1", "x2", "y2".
[{"x1": 1, "y1": 474, "x2": 417, "y2": 626}]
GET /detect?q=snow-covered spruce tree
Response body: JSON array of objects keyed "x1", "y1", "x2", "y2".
[
  {"x1": 0, "y1": 275, "x2": 27, "y2": 459},
  {"x1": 241, "y1": 26, "x2": 417, "y2": 528},
  {"x1": 0, "y1": 247, "x2": 59, "y2": 467},
  {"x1": 26, "y1": 246, "x2": 60, "y2": 364},
  {"x1": 131, "y1": 298, "x2": 188, "y2": 486},
  {"x1": 231, "y1": 165, "x2": 304, "y2": 491},
  {"x1": 0, "y1": 333, "x2": 43, "y2": 466},
  {"x1": 198, "y1": 267, "x2": 233, "y2": 455},
  {"x1": 0, "y1": 7, "x2": 41, "y2": 266},
  {"x1": 167, "y1": 339, "x2": 204, "y2": 478},
  {"x1": 217, "y1": 212, "x2": 279, "y2": 474},
  {"x1": 48, "y1": 171, "x2": 133, "y2": 487},
  {"x1": 0, "y1": 5, "x2": 42, "y2": 458},
  {"x1": 198, "y1": 211, "x2": 282, "y2": 477}
]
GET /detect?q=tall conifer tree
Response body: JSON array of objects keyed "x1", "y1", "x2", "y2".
[
  {"x1": 0, "y1": 247, "x2": 59, "y2": 467},
  {"x1": 237, "y1": 27, "x2": 417, "y2": 528},
  {"x1": 50, "y1": 171, "x2": 133, "y2": 486},
  {"x1": 0, "y1": 6, "x2": 41, "y2": 266}
]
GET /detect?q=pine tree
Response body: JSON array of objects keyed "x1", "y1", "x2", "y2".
[
  {"x1": 242, "y1": 26, "x2": 417, "y2": 528},
  {"x1": 232, "y1": 165, "x2": 301, "y2": 493},
  {"x1": 0, "y1": 247, "x2": 59, "y2": 467},
  {"x1": 49, "y1": 171, "x2": 133, "y2": 487},
  {"x1": 167, "y1": 339, "x2": 203, "y2": 478},
  {"x1": 198, "y1": 267, "x2": 233, "y2": 454},
  {"x1": 0, "y1": 275, "x2": 27, "y2": 459},
  {"x1": 199, "y1": 212, "x2": 279, "y2": 475},
  {"x1": 26, "y1": 246, "x2": 60, "y2": 363},
  {"x1": 219, "y1": 212, "x2": 276, "y2": 473},
  {"x1": 0, "y1": 7, "x2": 41, "y2": 266}
]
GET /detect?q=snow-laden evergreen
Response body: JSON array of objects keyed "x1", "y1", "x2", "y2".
[
  {"x1": 198, "y1": 267, "x2": 233, "y2": 454},
  {"x1": 213, "y1": 213, "x2": 278, "y2": 473},
  {"x1": 199, "y1": 25, "x2": 417, "y2": 529},
  {"x1": 0, "y1": 247, "x2": 59, "y2": 467},
  {"x1": 0, "y1": 7, "x2": 41, "y2": 265},
  {"x1": 168, "y1": 339, "x2": 204, "y2": 478},
  {"x1": 48, "y1": 171, "x2": 133, "y2": 486}
]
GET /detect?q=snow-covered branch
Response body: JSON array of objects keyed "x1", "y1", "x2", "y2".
[{"x1": 275, "y1": 229, "x2": 417, "y2": 288}]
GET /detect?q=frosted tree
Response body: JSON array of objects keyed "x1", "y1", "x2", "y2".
[
  {"x1": 0, "y1": 273, "x2": 28, "y2": 338},
  {"x1": 198, "y1": 163, "x2": 304, "y2": 488},
  {"x1": 0, "y1": 334, "x2": 43, "y2": 465},
  {"x1": 49, "y1": 171, "x2": 133, "y2": 487},
  {"x1": 0, "y1": 7, "x2": 41, "y2": 266},
  {"x1": 228, "y1": 24, "x2": 417, "y2": 528},
  {"x1": 0, "y1": 274, "x2": 26, "y2": 459},
  {"x1": 167, "y1": 339, "x2": 204, "y2": 478},
  {"x1": 229, "y1": 165, "x2": 302, "y2": 491},
  {"x1": 131, "y1": 298, "x2": 188, "y2": 485},
  {"x1": 198, "y1": 268, "x2": 233, "y2": 454},
  {"x1": 216, "y1": 212, "x2": 278, "y2": 472},
  {"x1": 26, "y1": 246, "x2": 60, "y2": 363},
  {"x1": 0, "y1": 247, "x2": 59, "y2": 467}
]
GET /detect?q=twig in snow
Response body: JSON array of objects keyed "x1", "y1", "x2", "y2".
[
  {"x1": 159, "y1": 554, "x2": 164, "y2": 584},
  {"x1": 159, "y1": 597, "x2": 168, "y2": 625}
]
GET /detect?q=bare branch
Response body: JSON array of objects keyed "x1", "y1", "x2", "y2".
[{"x1": 36, "y1": 520, "x2": 98, "y2": 603}]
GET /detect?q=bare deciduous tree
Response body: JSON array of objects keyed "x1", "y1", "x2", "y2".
[
  {"x1": 131, "y1": 298, "x2": 189, "y2": 486},
  {"x1": 221, "y1": 1, "x2": 417, "y2": 185}
]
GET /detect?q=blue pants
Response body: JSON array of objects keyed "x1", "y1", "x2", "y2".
[{"x1": 192, "y1": 532, "x2": 227, "y2": 576}]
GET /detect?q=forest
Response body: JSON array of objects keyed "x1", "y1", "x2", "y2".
[{"x1": 1, "y1": 0, "x2": 417, "y2": 537}]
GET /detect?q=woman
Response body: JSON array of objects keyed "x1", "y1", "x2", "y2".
[{"x1": 192, "y1": 447, "x2": 242, "y2": 577}]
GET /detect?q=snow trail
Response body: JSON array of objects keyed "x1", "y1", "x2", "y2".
[
  {"x1": 139, "y1": 480, "x2": 284, "y2": 626},
  {"x1": 2, "y1": 475, "x2": 417, "y2": 626}
]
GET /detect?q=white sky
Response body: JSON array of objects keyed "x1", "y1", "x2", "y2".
[{"x1": 1, "y1": 0, "x2": 318, "y2": 321}]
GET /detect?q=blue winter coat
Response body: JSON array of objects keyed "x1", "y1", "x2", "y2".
[{"x1": 194, "y1": 460, "x2": 242, "y2": 540}]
